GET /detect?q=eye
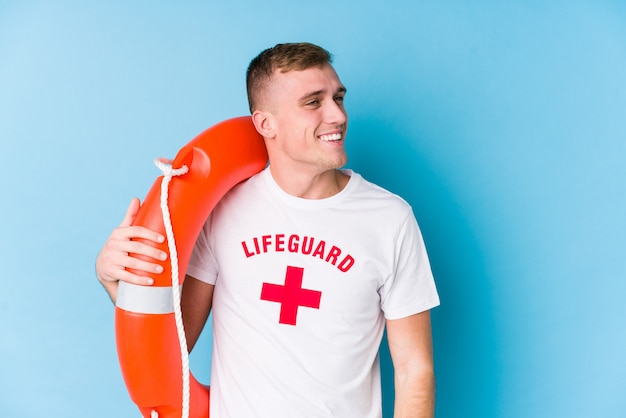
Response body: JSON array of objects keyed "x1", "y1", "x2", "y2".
[
  {"x1": 305, "y1": 99, "x2": 320, "y2": 106},
  {"x1": 334, "y1": 95, "x2": 345, "y2": 103}
]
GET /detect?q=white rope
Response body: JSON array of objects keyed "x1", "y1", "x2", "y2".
[{"x1": 154, "y1": 158, "x2": 190, "y2": 418}]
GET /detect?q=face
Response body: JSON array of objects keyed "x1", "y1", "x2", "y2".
[{"x1": 258, "y1": 64, "x2": 348, "y2": 176}]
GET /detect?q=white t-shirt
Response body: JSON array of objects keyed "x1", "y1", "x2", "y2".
[{"x1": 187, "y1": 167, "x2": 439, "y2": 418}]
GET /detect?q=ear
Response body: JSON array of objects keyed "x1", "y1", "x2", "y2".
[{"x1": 251, "y1": 110, "x2": 276, "y2": 139}]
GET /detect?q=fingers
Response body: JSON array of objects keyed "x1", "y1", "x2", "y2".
[
  {"x1": 109, "y1": 224, "x2": 165, "y2": 249},
  {"x1": 96, "y1": 198, "x2": 167, "y2": 287},
  {"x1": 106, "y1": 232, "x2": 167, "y2": 262},
  {"x1": 96, "y1": 257, "x2": 159, "y2": 287},
  {"x1": 97, "y1": 237, "x2": 165, "y2": 286}
]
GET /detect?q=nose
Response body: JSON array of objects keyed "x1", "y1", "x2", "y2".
[{"x1": 324, "y1": 100, "x2": 347, "y2": 126}]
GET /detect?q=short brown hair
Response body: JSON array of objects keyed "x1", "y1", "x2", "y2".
[{"x1": 246, "y1": 42, "x2": 333, "y2": 112}]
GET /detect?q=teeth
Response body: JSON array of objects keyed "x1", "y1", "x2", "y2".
[{"x1": 319, "y1": 133, "x2": 342, "y2": 141}]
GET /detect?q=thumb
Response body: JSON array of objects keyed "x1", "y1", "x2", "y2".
[{"x1": 119, "y1": 198, "x2": 141, "y2": 227}]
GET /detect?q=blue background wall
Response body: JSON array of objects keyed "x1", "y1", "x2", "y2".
[{"x1": 1, "y1": 1, "x2": 625, "y2": 417}]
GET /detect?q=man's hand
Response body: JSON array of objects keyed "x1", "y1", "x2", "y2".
[{"x1": 95, "y1": 198, "x2": 167, "y2": 302}]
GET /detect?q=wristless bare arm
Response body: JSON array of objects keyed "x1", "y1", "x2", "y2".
[{"x1": 386, "y1": 310, "x2": 436, "y2": 418}]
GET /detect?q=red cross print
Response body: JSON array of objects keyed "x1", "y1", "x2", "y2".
[{"x1": 260, "y1": 266, "x2": 322, "y2": 325}]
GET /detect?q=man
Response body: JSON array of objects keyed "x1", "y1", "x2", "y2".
[{"x1": 97, "y1": 42, "x2": 439, "y2": 417}]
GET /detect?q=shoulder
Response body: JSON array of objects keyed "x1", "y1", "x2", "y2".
[
  {"x1": 346, "y1": 170, "x2": 413, "y2": 215},
  {"x1": 222, "y1": 168, "x2": 267, "y2": 198}
]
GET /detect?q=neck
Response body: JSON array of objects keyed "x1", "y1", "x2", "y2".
[{"x1": 269, "y1": 166, "x2": 350, "y2": 199}]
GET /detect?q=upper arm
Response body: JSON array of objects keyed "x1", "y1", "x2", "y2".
[{"x1": 181, "y1": 275, "x2": 214, "y2": 352}]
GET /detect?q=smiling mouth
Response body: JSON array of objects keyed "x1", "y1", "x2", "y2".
[{"x1": 318, "y1": 133, "x2": 342, "y2": 142}]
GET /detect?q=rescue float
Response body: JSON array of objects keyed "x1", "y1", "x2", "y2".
[{"x1": 114, "y1": 117, "x2": 268, "y2": 418}]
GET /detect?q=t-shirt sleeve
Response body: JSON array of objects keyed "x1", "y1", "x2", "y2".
[
  {"x1": 380, "y1": 210, "x2": 440, "y2": 319},
  {"x1": 186, "y1": 213, "x2": 218, "y2": 285}
]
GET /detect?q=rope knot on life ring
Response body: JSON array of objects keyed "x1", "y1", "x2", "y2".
[{"x1": 154, "y1": 158, "x2": 189, "y2": 178}]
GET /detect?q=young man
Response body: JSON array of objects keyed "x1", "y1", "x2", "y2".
[{"x1": 97, "y1": 42, "x2": 439, "y2": 417}]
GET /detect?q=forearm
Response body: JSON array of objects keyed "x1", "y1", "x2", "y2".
[
  {"x1": 387, "y1": 311, "x2": 436, "y2": 418},
  {"x1": 393, "y1": 366, "x2": 435, "y2": 418}
]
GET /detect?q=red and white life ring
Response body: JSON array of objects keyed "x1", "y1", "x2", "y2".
[{"x1": 114, "y1": 117, "x2": 268, "y2": 418}]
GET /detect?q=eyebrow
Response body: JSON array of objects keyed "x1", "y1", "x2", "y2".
[{"x1": 298, "y1": 86, "x2": 347, "y2": 102}]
